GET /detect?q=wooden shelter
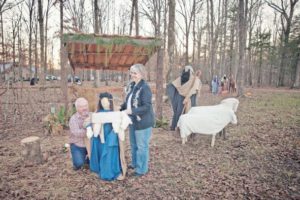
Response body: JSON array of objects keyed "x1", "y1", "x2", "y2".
[{"x1": 62, "y1": 33, "x2": 162, "y2": 72}]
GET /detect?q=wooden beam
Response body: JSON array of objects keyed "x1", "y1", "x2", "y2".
[
  {"x1": 67, "y1": 52, "x2": 151, "y2": 56},
  {"x1": 73, "y1": 63, "x2": 132, "y2": 71}
]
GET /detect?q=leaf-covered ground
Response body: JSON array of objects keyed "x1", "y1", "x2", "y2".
[{"x1": 0, "y1": 84, "x2": 299, "y2": 199}]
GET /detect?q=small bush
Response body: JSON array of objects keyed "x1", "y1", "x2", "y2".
[{"x1": 155, "y1": 117, "x2": 169, "y2": 129}]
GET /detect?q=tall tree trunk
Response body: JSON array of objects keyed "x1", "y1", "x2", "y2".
[
  {"x1": 12, "y1": 21, "x2": 16, "y2": 81},
  {"x1": 166, "y1": 0, "x2": 175, "y2": 83},
  {"x1": 60, "y1": 0, "x2": 68, "y2": 113},
  {"x1": 205, "y1": 0, "x2": 210, "y2": 81},
  {"x1": 237, "y1": 0, "x2": 246, "y2": 96},
  {"x1": 129, "y1": 0, "x2": 135, "y2": 35},
  {"x1": 134, "y1": 0, "x2": 139, "y2": 36},
  {"x1": 44, "y1": 0, "x2": 51, "y2": 76},
  {"x1": 192, "y1": 2, "x2": 196, "y2": 64},
  {"x1": 156, "y1": 48, "x2": 163, "y2": 120},
  {"x1": 0, "y1": 12, "x2": 4, "y2": 81},
  {"x1": 154, "y1": 0, "x2": 163, "y2": 120},
  {"x1": 209, "y1": 0, "x2": 215, "y2": 78},
  {"x1": 34, "y1": 19, "x2": 38, "y2": 81},
  {"x1": 38, "y1": 0, "x2": 45, "y2": 85},
  {"x1": 197, "y1": 25, "x2": 202, "y2": 65},
  {"x1": 94, "y1": 0, "x2": 100, "y2": 87},
  {"x1": 293, "y1": 53, "x2": 300, "y2": 88},
  {"x1": 28, "y1": 0, "x2": 35, "y2": 79},
  {"x1": 257, "y1": 44, "x2": 263, "y2": 87},
  {"x1": 18, "y1": 19, "x2": 22, "y2": 82},
  {"x1": 269, "y1": 13, "x2": 278, "y2": 86},
  {"x1": 220, "y1": 0, "x2": 228, "y2": 76},
  {"x1": 229, "y1": 17, "x2": 235, "y2": 80}
]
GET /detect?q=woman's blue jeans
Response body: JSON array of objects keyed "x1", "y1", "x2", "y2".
[
  {"x1": 70, "y1": 143, "x2": 89, "y2": 170},
  {"x1": 129, "y1": 126, "x2": 152, "y2": 175}
]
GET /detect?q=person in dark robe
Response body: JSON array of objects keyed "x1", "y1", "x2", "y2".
[
  {"x1": 90, "y1": 92, "x2": 122, "y2": 181},
  {"x1": 167, "y1": 65, "x2": 201, "y2": 131}
]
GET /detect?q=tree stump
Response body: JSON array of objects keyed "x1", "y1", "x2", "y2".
[{"x1": 21, "y1": 136, "x2": 43, "y2": 164}]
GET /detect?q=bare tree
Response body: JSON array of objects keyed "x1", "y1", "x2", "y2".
[
  {"x1": 140, "y1": 0, "x2": 166, "y2": 81},
  {"x1": 44, "y1": 0, "x2": 54, "y2": 76},
  {"x1": 207, "y1": 0, "x2": 222, "y2": 78},
  {"x1": 93, "y1": 0, "x2": 100, "y2": 87},
  {"x1": 176, "y1": 0, "x2": 201, "y2": 64},
  {"x1": 129, "y1": 0, "x2": 139, "y2": 36},
  {"x1": 11, "y1": 12, "x2": 22, "y2": 81},
  {"x1": 219, "y1": 0, "x2": 228, "y2": 77},
  {"x1": 64, "y1": 0, "x2": 89, "y2": 33},
  {"x1": 25, "y1": 0, "x2": 35, "y2": 79},
  {"x1": 246, "y1": 0, "x2": 262, "y2": 86},
  {"x1": 237, "y1": 0, "x2": 246, "y2": 96},
  {"x1": 166, "y1": 0, "x2": 175, "y2": 83},
  {"x1": 58, "y1": 0, "x2": 68, "y2": 113},
  {"x1": 290, "y1": 15, "x2": 300, "y2": 88},
  {"x1": 0, "y1": 11, "x2": 4, "y2": 82},
  {"x1": 17, "y1": 8, "x2": 24, "y2": 82},
  {"x1": 134, "y1": 0, "x2": 139, "y2": 36},
  {"x1": 37, "y1": 0, "x2": 45, "y2": 85},
  {"x1": 267, "y1": 0, "x2": 299, "y2": 86},
  {"x1": 269, "y1": 11, "x2": 279, "y2": 86}
]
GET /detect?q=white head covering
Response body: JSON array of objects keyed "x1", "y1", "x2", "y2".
[{"x1": 184, "y1": 65, "x2": 194, "y2": 74}]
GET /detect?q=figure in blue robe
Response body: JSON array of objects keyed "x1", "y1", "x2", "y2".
[
  {"x1": 90, "y1": 92, "x2": 122, "y2": 181},
  {"x1": 212, "y1": 75, "x2": 219, "y2": 95}
]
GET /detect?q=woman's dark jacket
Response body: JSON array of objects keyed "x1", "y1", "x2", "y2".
[{"x1": 120, "y1": 79, "x2": 154, "y2": 130}]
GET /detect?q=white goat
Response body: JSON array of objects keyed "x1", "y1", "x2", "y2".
[{"x1": 177, "y1": 98, "x2": 239, "y2": 147}]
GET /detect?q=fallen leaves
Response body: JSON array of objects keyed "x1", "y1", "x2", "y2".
[{"x1": 0, "y1": 86, "x2": 299, "y2": 199}]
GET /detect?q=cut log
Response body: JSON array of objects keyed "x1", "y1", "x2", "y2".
[{"x1": 21, "y1": 136, "x2": 43, "y2": 164}]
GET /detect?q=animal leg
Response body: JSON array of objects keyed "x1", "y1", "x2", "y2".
[
  {"x1": 222, "y1": 128, "x2": 226, "y2": 140},
  {"x1": 182, "y1": 137, "x2": 187, "y2": 145},
  {"x1": 211, "y1": 134, "x2": 216, "y2": 147}
]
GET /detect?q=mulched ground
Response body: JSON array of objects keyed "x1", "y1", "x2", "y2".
[{"x1": 0, "y1": 82, "x2": 299, "y2": 199}]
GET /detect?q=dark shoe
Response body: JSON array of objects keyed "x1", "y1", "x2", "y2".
[
  {"x1": 128, "y1": 165, "x2": 135, "y2": 169},
  {"x1": 134, "y1": 173, "x2": 144, "y2": 177},
  {"x1": 83, "y1": 163, "x2": 90, "y2": 170}
]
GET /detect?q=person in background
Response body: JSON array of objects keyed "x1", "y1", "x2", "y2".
[
  {"x1": 69, "y1": 97, "x2": 90, "y2": 170},
  {"x1": 221, "y1": 74, "x2": 228, "y2": 93},
  {"x1": 212, "y1": 75, "x2": 219, "y2": 95},
  {"x1": 121, "y1": 63, "x2": 154, "y2": 177},
  {"x1": 167, "y1": 65, "x2": 201, "y2": 131}
]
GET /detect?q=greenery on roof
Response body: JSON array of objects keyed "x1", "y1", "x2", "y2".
[{"x1": 62, "y1": 33, "x2": 162, "y2": 48}]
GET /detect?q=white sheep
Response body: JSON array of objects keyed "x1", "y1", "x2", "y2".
[{"x1": 177, "y1": 98, "x2": 239, "y2": 147}]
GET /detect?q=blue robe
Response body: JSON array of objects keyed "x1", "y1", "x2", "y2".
[{"x1": 90, "y1": 110, "x2": 121, "y2": 181}]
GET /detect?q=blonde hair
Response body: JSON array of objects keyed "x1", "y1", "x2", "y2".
[{"x1": 130, "y1": 63, "x2": 146, "y2": 78}]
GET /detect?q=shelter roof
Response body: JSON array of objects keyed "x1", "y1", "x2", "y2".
[{"x1": 63, "y1": 33, "x2": 161, "y2": 72}]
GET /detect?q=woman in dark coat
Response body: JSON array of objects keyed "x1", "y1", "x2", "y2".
[{"x1": 121, "y1": 63, "x2": 154, "y2": 176}]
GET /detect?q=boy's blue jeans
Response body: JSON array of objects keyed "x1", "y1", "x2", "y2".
[
  {"x1": 129, "y1": 126, "x2": 152, "y2": 175},
  {"x1": 70, "y1": 143, "x2": 89, "y2": 170}
]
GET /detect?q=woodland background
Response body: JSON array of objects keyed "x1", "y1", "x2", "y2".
[{"x1": 0, "y1": 0, "x2": 299, "y2": 89}]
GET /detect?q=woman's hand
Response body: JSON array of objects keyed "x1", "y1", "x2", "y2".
[
  {"x1": 125, "y1": 108, "x2": 132, "y2": 115},
  {"x1": 183, "y1": 98, "x2": 188, "y2": 105}
]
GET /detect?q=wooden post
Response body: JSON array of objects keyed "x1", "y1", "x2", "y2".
[{"x1": 21, "y1": 136, "x2": 43, "y2": 164}]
